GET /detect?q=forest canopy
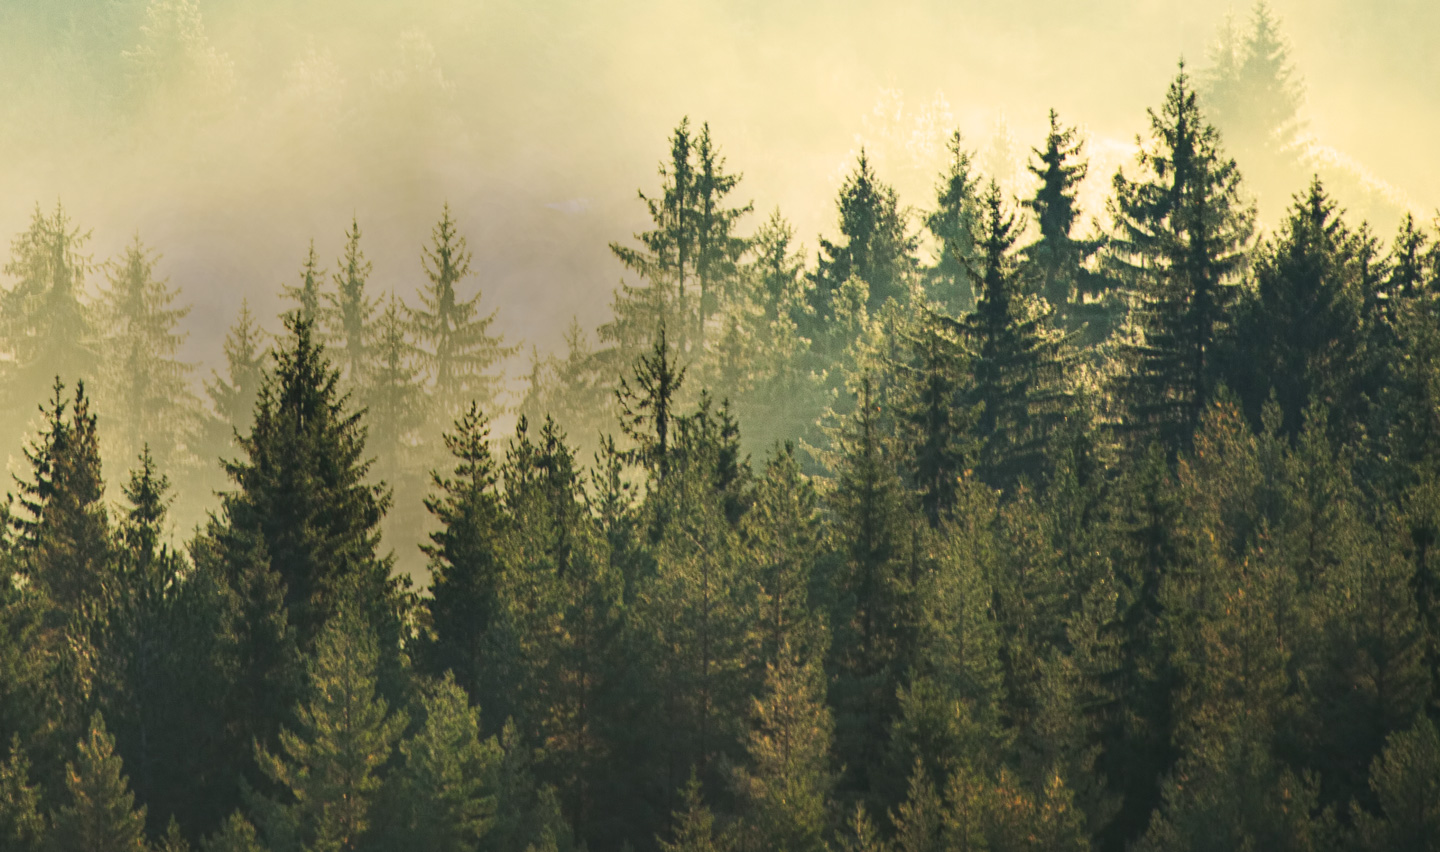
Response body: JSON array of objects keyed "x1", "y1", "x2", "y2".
[{"x1": 3, "y1": 4, "x2": 1440, "y2": 852}]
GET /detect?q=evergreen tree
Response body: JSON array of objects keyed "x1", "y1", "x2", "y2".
[
  {"x1": 1200, "y1": 3, "x2": 1304, "y2": 215},
  {"x1": 923, "y1": 131, "x2": 982, "y2": 316},
  {"x1": 323, "y1": 217, "x2": 376, "y2": 390},
  {"x1": 732, "y1": 640, "x2": 834, "y2": 852},
  {"x1": 281, "y1": 240, "x2": 325, "y2": 327},
  {"x1": 743, "y1": 445, "x2": 826, "y2": 669},
  {"x1": 422, "y1": 403, "x2": 511, "y2": 727},
  {"x1": 1022, "y1": 111, "x2": 1111, "y2": 339},
  {"x1": 691, "y1": 122, "x2": 753, "y2": 348},
  {"x1": 1, "y1": 203, "x2": 100, "y2": 436},
  {"x1": 965, "y1": 183, "x2": 1072, "y2": 491},
  {"x1": 659, "y1": 774, "x2": 731, "y2": 852},
  {"x1": 377, "y1": 674, "x2": 499, "y2": 852},
  {"x1": 201, "y1": 813, "x2": 265, "y2": 852},
  {"x1": 1108, "y1": 65, "x2": 1255, "y2": 454},
  {"x1": 209, "y1": 314, "x2": 399, "y2": 655},
  {"x1": 604, "y1": 118, "x2": 718, "y2": 358},
  {"x1": 1349, "y1": 716, "x2": 1440, "y2": 852},
  {"x1": 98, "y1": 234, "x2": 199, "y2": 484},
  {"x1": 1229, "y1": 178, "x2": 1368, "y2": 441},
  {"x1": 0, "y1": 738, "x2": 45, "y2": 852},
  {"x1": 254, "y1": 605, "x2": 407, "y2": 852},
  {"x1": 13, "y1": 380, "x2": 113, "y2": 619},
  {"x1": 363, "y1": 292, "x2": 427, "y2": 578},
  {"x1": 615, "y1": 325, "x2": 687, "y2": 483},
  {"x1": 806, "y1": 151, "x2": 917, "y2": 350},
  {"x1": 204, "y1": 301, "x2": 268, "y2": 455},
  {"x1": 410, "y1": 204, "x2": 514, "y2": 422},
  {"x1": 827, "y1": 381, "x2": 922, "y2": 801},
  {"x1": 47, "y1": 713, "x2": 148, "y2": 852}
]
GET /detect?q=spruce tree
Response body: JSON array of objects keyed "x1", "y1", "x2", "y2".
[
  {"x1": 422, "y1": 402, "x2": 511, "y2": 727},
  {"x1": 13, "y1": 380, "x2": 113, "y2": 619},
  {"x1": 923, "y1": 131, "x2": 982, "y2": 316},
  {"x1": 0, "y1": 738, "x2": 45, "y2": 852},
  {"x1": 1023, "y1": 111, "x2": 1111, "y2": 338},
  {"x1": 323, "y1": 217, "x2": 376, "y2": 390},
  {"x1": 98, "y1": 234, "x2": 199, "y2": 483},
  {"x1": 209, "y1": 314, "x2": 399, "y2": 654},
  {"x1": 1, "y1": 203, "x2": 99, "y2": 439},
  {"x1": 1229, "y1": 178, "x2": 1368, "y2": 441},
  {"x1": 377, "y1": 674, "x2": 499, "y2": 852},
  {"x1": 410, "y1": 204, "x2": 514, "y2": 422},
  {"x1": 1108, "y1": 65, "x2": 1255, "y2": 454},
  {"x1": 807, "y1": 151, "x2": 917, "y2": 349},
  {"x1": 964, "y1": 183, "x2": 1072, "y2": 492},
  {"x1": 255, "y1": 605, "x2": 407, "y2": 852},
  {"x1": 742, "y1": 444, "x2": 826, "y2": 669},
  {"x1": 827, "y1": 380, "x2": 922, "y2": 801},
  {"x1": 606, "y1": 118, "x2": 704, "y2": 358},
  {"x1": 204, "y1": 300, "x2": 267, "y2": 455},
  {"x1": 732, "y1": 641, "x2": 834, "y2": 852},
  {"x1": 363, "y1": 292, "x2": 427, "y2": 578},
  {"x1": 691, "y1": 122, "x2": 752, "y2": 348},
  {"x1": 281, "y1": 240, "x2": 325, "y2": 327},
  {"x1": 47, "y1": 713, "x2": 148, "y2": 852}
]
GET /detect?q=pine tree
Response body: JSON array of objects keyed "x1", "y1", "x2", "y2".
[
  {"x1": 658, "y1": 774, "x2": 731, "y2": 852},
  {"x1": 422, "y1": 403, "x2": 511, "y2": 727},
  {"x1": 1108, "y1": 65, "x2": 1255, "y2": 454},
  {"x1": 13, "y1": 380, "x2": 113, "y2": 619},
  {"x1": 202, "y1": 812, "x2": 265, "y2": 852},
  {"x1": 0, "y1": 738, "x2": 45, "y2": 852},
  {"x1": 363, "y1": 292, "x2": 427, "y2": 579},
  {"x1": 923, "y1": 131, "x2": 982, "y2": 316},
  {"x1": 377, "y1": 674, "x2": 499, "y2": 852},
  {"x1": 827, "y1": 380, "x2": 923, "y2": 801},
  {"x1": 204, "y1": 300, "x2": 268, "y2": 454},
  {"x1": 806, "y1": 151, "x2": 917, "y2": 350},
  {"x1": 1349, "y1": 716, "x2": 1440, "y2": 852},
  {"x1": 410, "y1": 204, "x2": 514, "y2": 422},
  {"x1": 1200, "y1": 3, "x2": 1304, "y2": 215},
  {"x1": 1023, "y1": 111, "x2": 1112, "y2": 339},
  {"x1": 281, "y1": 240, "x2": 325, "y2": 327},
  {"x1": 691, "y1": 122, "x2": 753, "y2": 348},
  {"x1": 965, "y1": 183, "x2": 1073, "y2": 492},
  {"x1": 1229, "y1": 178, "x2": 1368, "y2": 441},
  {"x1": 615, "y1": 325, "x2": 687, "y2": 483},
  {"x1": 323, "y1": 218, "x2": 376, "y2": 390},
  {"x1": 893, "y1": 310, "x2": 978, "y2": 527},
  {"x1": 1, "y1": 203, "x2": 100, "y2": 437},
  {"x1": 606, "y1": 118, "x2": 701, "y2": 358},
  {"x1": 255, "y1": 605, "x2": 407, "y2": 852},
  {"x1": 743, "y1": 445, "x2": 825, "y2": 669},
  {"x1": 732, "y1": 640, "x2": 834, "y2": 852},
  {"x1": 98, "y1": 234, "x2": 199, "y2": 484},
  {"x1": 48, "y1": 713, "x2": 148, "y2": 852},
  {"x1": 210, "y1": 314, "x2": 399, "y2": 654}
]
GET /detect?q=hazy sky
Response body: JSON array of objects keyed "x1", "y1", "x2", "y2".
[{"x1": 2, "y1": 0, "x2": 1435, "y2": 396}]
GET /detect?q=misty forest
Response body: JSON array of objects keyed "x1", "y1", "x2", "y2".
[{"x1": 5, "y1": 2, "x2": 1440, "y2": 852}]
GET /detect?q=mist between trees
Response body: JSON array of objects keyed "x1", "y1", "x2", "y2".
[{"x1": 4, "y1": 4, "x2": 1440, "y2": 852}]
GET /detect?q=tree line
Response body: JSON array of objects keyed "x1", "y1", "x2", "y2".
[{"x1": 4, "y1": 10, "x2": 1440, "y2": 852}]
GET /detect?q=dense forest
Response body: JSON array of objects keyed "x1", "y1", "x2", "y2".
[{"x1": 4, "y1": 5, "x2": 1440, "y2": 852}]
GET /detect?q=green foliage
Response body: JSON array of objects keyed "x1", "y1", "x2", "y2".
[
  {"x1": 48, "y1": 712, "x2": 149, "y2": 852},
  {"x1": 98, "y1": 235, "x2": 199, "y2": 485},
  {"x1": 0, "y1": 737, "x2": 45, "y2": 852},
  {"x1": 410, "y1": 204, "x2": 514, "y2": 423},
  {"x1": 1108, "y1": 65, "x2": 1255, "y2": 454},
  {"x1": 254, "y1": 605, "x2": 407, "y2": 852}
]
